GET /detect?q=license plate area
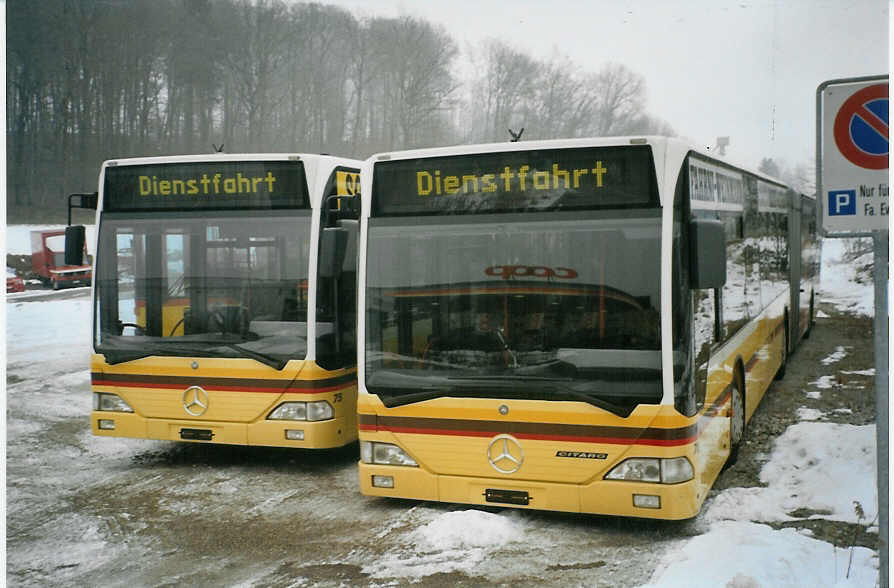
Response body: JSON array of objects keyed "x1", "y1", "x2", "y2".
[
  {"x1": 484, "y1": 488, "x2": 531, "y2": 506},
  {"x1": 180, "y1": 428, "x2": 214, "y2": 441}
]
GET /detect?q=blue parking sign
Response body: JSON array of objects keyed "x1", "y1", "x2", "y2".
[{"x1": 828, "y1": 190, "x2": 857, "y2": 216}]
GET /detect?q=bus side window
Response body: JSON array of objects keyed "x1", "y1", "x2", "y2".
[
  {"x1": 692, "y1": 289, "x2": 714, "y2": 411},
  {"x1": 720, "y1": 212, "x2": 747, "y2": 338}
]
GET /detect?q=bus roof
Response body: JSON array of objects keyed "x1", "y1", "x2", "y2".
[
  {"x1": 101, "y1": 152, "x2": 361, "y2": 168},
  {"x1": 367, "y1": 136, "x2": 794, "y2": 193}
]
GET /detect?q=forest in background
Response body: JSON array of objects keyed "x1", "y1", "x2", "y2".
[{"x1": 7, "y1": 0, "x2": 678, "y2": 221}]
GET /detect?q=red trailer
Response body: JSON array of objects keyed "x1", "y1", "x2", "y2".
[{"x1": 30, "y1": 229, "x2": 92, "y2": 289}]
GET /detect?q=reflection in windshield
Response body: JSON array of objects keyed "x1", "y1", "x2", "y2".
[
  {"x1": 365, "y1": 214, "x2": 663, "y2": 414},
  {"x1": 95, "y1": 214, "x2": 311, "y2": 365}
]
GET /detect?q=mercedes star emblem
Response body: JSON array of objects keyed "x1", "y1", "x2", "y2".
[
  {"x1": 182, "y1": 386, "x2": 209, "y2": 416},
  {"x1": 487, "y1": 434, "x2": 524, "y2": 474}
]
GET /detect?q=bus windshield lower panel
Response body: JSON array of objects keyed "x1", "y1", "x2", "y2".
[
  {"x1": 95, "y1": 213, "x2": 312, "y2": 367},
  {"x1": 365, "y1": 214, "x2": 662, "y2": 416}
]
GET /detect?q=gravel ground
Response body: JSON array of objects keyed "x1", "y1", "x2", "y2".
[{"x1": 6, "y1": 290, "x2": 880, "y2": 586}]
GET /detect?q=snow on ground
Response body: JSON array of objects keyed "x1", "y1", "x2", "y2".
[
  {"x1": 812, "y1": 375, "x2": 837, "y2": 390},
  {"x1": 644, "y1": 421, "x2": 879, "y2": 587},
  {"x1": 359, "y1": 508, "x2": 528, "y2": 580},
  {"x1": 817, "y1": 238, "x2": 874, "y2": 315},
  {"x1": 415, "y1": 508, "x2": 523, "y2": 549},
  {"x1": 822, "y1": 346, "x2": 849, "y2": 365},
  {"x1": 4, "y1": 231, "x2": 879, "y2": 587},
  {"x1": 641, "y1": 521, "x2": 877, "y2": 588},
  {"x1": 705, "y1": 423, "x2": 877, "y2": 525},
  {"x1": 5, "y1": 294, "x2": 157, "y2": 501},
  {"x1": 5, "y1": 296, "x2": 92, "y2": 374},
  {"x1": 797, "y1": 407, "x2": 824, "y2": 421}
]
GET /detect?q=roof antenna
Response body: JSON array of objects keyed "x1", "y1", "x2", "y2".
[
  {"x1": 212, "y1": 143, "x2": 225, "y2": 153},
  {"x1": 508, "y1": 128, "x2": 524, "y2": 142}
]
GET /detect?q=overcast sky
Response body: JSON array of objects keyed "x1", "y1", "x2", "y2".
[{"x1": 320, "y1": 0, "x2": 888, "y2": 170}]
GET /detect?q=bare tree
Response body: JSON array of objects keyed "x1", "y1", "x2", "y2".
[
  {"x1": 220, "y1": 0, "x2": 292, "y2": 151},
  {"x1": 469, "y1": 40, "x2": 540, "y2": 143},
  {"x1": 591, "y1": 63, "x2": 647, "y2": 136},
  {"x1": 6, "y1": 0, "x2": 678, "y2": 220},
  {"x1": 367, "y1": 17, "x2": 459, "y2": 150}
]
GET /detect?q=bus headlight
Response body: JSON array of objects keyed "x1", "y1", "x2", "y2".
[
  {"x1": 360, "y1": 441, "x2": 418, "y2": 467},
  {"x1": 269, "y1": 402, "x2": 306, "y2": 421},
  {"x1": 605, "y1": 458, "x2": 660, "y2": 482},
  {"x1": 660, "y1": 457, "x2": 695, "y2": 484},
  {"x1": 605, "y1": 457, "x2": 693, "y2": 484},
  {"x1": 306, "y1": 401, "x2": 334, "y2": 421},
  {"x1": 93, "y1": 393, "x2": 134, "y2": 413},
  {"x1": 268, "y1": 401, "x2": 334, "y2": 422}
]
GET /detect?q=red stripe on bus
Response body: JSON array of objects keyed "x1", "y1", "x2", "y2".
[
  {"x1": 91, "y1": 378, "x2": 352, "y2": 395},
  {"x1": 358, "y1": 423, "x2": 696, "y2": 446}
]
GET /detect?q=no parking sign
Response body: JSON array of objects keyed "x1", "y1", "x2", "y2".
[{"x1": 817, "y1": 75, "x2": 889, "y2": 235}]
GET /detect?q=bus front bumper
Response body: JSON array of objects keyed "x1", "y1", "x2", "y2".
[
  {"x1": 358, "y1": 462, "x2": 701, "y2": 520},
  {"x1": 91, "y1": 410, "x2": 356, "y2": 449}
]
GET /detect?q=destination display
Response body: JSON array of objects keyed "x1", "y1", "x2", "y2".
[
  {"x1": 372, "y1": 146, "x2": 658, "y2": 216},
  {"x1": 103, "y1": 161, "x2": 309, "y2": 211}
]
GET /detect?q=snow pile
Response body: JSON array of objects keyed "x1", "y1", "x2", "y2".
[
  {"x1": 415, "y1": 509, "x2": 523, "y2": 550},
  {"x1": 757, "y1": 423, "x2": 876, "y2": 524},
  {"x1": 818, "y1": 238, "x2": 874, "y2": 315},
  {"x1": 707, "y1": 423, "x2": 877, "y2": 524},
  {"x1": 642, "y1": 521, "x2": 877, "y2": 587},
  {"x1": 362, "y1": 509, "x2": 524, "y2": 580}
]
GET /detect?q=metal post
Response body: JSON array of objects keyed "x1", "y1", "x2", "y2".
[{"x1": 874, "y1": 230, "x2": 889, "y2": 588}]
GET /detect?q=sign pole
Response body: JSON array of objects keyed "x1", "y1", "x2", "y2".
[
  {"x1": 874, "y1": 230, "x2": 889, "y2": 588},
  {"x1": 817, "y1": 75, "x2": 889, "y2": 587}
]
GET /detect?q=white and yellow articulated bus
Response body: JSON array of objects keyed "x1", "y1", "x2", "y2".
[
  {"x1": 70, "y1": 153, "x2": 363, "y2": 449},
  {"x1": 356, "y1": 137, "x2": 819, "y2": 519}
]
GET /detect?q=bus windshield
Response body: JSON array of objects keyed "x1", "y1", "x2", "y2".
[
  {"x1": 95, "y1": 213, "x2": 312, "y2": 367},
  {"x1": 365, "y1": 212, "x2": 662, "y2": 415}
]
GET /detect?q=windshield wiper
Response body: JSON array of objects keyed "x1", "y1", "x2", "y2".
[
  {"x1": 373, "y1": 373, "x2": 633, "y2": 416},
  {"x1": 101, "y1": 344, "x2": 217, "y2": 365},
  {"x1": 102, "y1": 341, "x2": 288, "y2": 369},
  {"x1": 103, "y1": 349, "x2": 157, "y2": 365},
  {"x1": 542, "y1": 382, "x2": 632, "y2": 417},
  {"x1": 217, "y1": 343, "x2": 288, "y2": 370},
  {"x1": 444, "y1": 375, "x2": 633, "y2": 417},
  {"x1": 373, "y1": 386, "x2": 455, "y2": 408}
]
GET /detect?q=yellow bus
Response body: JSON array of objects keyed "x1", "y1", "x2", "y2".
[
  {"x1": 70, "y1": 153, "x2": 362, "y2": 449},
  {"x1": 356, "y1": 137, "x2": 819, "y2": 519}
]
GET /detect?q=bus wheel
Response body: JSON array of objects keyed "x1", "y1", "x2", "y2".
[
  {"x1": 803, "y1": 293, "x2": 815, "y2": 339},
  {"x1": 727, "y1": 378, "x2": 745, "y2": 465},
  {"x1": 774, "y1": 320, "x2": 788, "y2": 380}
]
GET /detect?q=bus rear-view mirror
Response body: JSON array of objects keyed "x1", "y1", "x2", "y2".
[{"x1": 65, "y1": 225, "x2": 86, "y2": 266}]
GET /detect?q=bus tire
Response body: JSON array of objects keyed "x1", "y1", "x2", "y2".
[
  {"x1": 727, "y1": 375, "x2": 746, "y2": 466},
  {"x1": 774, "y1": 317, "x2": 788, "y2": 380},
  {"x1": 803, "y1": 293, "x2": 815, "y2": 339}
]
